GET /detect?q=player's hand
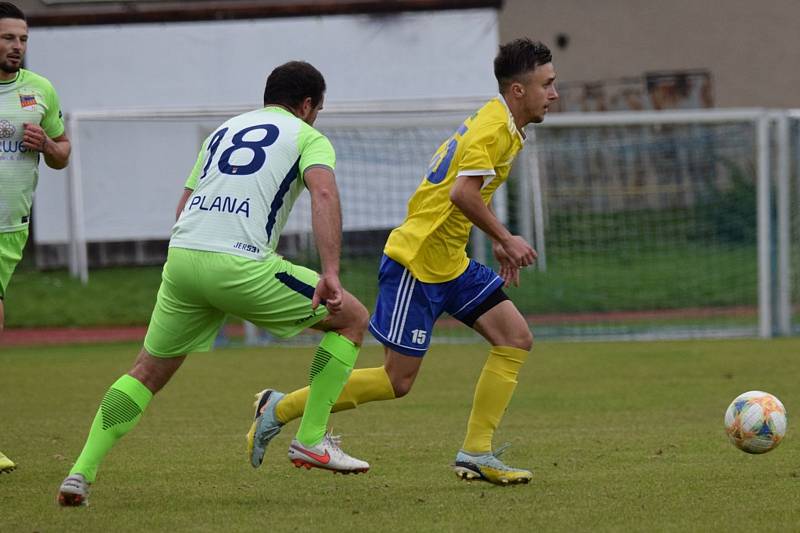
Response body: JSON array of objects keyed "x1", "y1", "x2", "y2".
[
  {"x1": 493, "y1": 241, "x2": 521, "y2": 287},
  {"x1": 312, "y1": 273, "x2": 343, "y2": 314},
  {"x1": 22, "y1": 123, "x2": 49, "y2": 153},
  {"x1": 500, "y1": 235, "x2": 537, "y2": 269}
]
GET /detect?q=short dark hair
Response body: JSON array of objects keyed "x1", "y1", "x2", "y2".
[
  {"x1": 0, "y1": 2, "x2": 25, "y2": 21},
  {"x1": 494, "y1": 38, "x2": 552, "y2": 92},
  {"x1": 263, "y1": 61, "x2": 326, "y2": 109}
]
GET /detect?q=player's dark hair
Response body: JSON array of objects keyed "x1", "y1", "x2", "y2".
[
  {"x1": 494, "y1": 38, "x2": 552, "y2": 92},
  {"x1": 263, "y1": 61, "x2": 326, "y2": 110},
  {"x1": 0, "y1": 2, "x2": 25, "y2": 21}
]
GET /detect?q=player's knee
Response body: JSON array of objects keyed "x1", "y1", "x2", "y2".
[
  {"x1": 351, "y1": 299, "x2": 369, "y2": 332},
  {"x1": 389, "y1": 376, "x2": 414, "y2": 398},
  {"x1": 384, "y1": 367, "x2": 415, "y2": 398},
  {"x1": 338, "y1": 299, "x2": 369, "y2": 343},
  {"x1": 510, "y1": 328, "x2": 533, "y2": 351},
  {"x1": 129, "y1": 349, "x2": 184, "y2": 394},
  {"x1": 383, "y1": 350, "x2": 420, "y2": 398}
]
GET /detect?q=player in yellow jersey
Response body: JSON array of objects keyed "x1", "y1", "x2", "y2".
[{"x1": 248, "y1": 38, "x2": 558, "y2": 485}]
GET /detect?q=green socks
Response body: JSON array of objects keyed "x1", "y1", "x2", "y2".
[
  {"x1": 70, "y1": 374, "x2": 153, "y2": 483},
  {"x1": 295, "y1": 332, "x2": 359, "y2": 447},
  {"x1": 68, "y1": 334, "x2": 358, "y2": 479}
]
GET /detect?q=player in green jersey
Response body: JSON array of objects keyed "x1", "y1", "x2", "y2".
[
  {"x1": 58, "y1": 61, "x2": 371, "y2": 507},
  {"x1": 0, "y1": 1, "x2": 71, "y2": 475}
]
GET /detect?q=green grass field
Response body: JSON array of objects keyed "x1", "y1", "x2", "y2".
[
  {"x1": 6, "y1": 241, "x2": 759, "y2": 330},
  {"x1": 2, "y1": 338, "x2": 798, "y2": 531}
]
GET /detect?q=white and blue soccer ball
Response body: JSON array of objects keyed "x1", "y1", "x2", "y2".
[{"x1": 724, "y1": 390, "x2": 787, "y2": 454}]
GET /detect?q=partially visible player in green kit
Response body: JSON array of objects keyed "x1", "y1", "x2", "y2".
[
  {"x1": 0, "y1": 1, "x2": 71, "y2": 475},
  {"x1": 58, "y1": 60, "x2": 370, "y2": 506}
]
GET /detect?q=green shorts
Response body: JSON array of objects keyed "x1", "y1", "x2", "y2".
[
  {"x1": 0, "y1": 228, "x2": 29, "y2": 299},
  {"x1": 144, "y1": 247, "x2": 329, "y2": 357}
]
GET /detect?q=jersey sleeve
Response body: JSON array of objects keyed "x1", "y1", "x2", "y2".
[
  {"x1": 298, "y1": 129, "x2": 336, "y2": 176},
  {"x1": 456, "y1": 122, "x2": 507, "y2": 177},
  {"x1": 41, "y1": 82, "x2": 65, "y2": 139},
  {"x1": 183, "y1": 136, "x2": 210, "y2": 190}
]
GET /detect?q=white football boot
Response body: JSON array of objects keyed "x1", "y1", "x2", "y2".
[{"x1": 288, "y1": 433, "x2": 369, "y2": 474}]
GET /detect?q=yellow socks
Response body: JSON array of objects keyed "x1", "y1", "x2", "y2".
[
  {"x1": 462, "y1": 346, "x2": 529, "y2": 454},
  {"x1": 276, "y1": 366, "x2": 395, "y2": 424},
  {"x1": 274, "y1": 345, "x2": 528, "y2": 452}
]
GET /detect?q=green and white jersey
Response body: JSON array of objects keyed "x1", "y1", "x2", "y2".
[
  {"x1": 171, "y1": 106, "x2": 335, "y2": 261},
  {"x1": 0, "y1": 69, "x2": 64, "y2": 232}
]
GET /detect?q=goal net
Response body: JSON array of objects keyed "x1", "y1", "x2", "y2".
[{"x1": 521, "y1": 116, "x2": 761, "y2": 340}]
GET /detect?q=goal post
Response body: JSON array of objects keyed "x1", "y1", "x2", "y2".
[{"x1": 786, "y1": 110, "x2": 800, "y2": 338}]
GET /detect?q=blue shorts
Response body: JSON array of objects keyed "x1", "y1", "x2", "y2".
[{"x1": 368, "y1": 255, "x2": 504, "y2": 357}]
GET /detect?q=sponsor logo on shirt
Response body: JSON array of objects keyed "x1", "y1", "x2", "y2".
[
  {"x1": 0, "y1": 120, "x2": 15, "y2": 138},
  {"x1": 187, "y1": 194, "x2": 251, "y2": 218},
  {"x1": 233, "y1": 241, "x2": 260, "y2": 255},
  {"x1": 0, "y1": 118, "x2": 27, "y2": 158}
]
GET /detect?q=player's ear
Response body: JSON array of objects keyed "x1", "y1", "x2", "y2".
[
  {"x1": 301, "y1": 97, "x2": 314, "y2": 117},
  {"x1": 511, "y1": 81, "x2": 526, "y2": 99}
]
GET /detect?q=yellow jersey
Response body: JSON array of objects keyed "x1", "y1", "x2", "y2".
[{"x1": 384, "y1": 96, "x2": 525, "y2": 282}]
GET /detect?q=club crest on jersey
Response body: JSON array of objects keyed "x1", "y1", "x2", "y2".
[{"x1": 19, "y1": 93, "x2": 37, "y2": 108}]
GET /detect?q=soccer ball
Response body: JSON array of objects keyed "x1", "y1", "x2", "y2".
[{"x1": 724, "y1": 390, "x2": 787, "y2": 454}]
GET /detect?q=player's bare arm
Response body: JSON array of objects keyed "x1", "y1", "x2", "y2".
[
  {"x1": 174, "y1": 187, "x2": 193, "y2": 221},
  {"x1": 305, "y1": 165, "x2": 344, "y2": 313},
  {"x1": 450, "y1": 174, "x2": 537, "y2": 269},
  {"x1": 22, "y1": 124, "x2": 70, "y2": 169}
]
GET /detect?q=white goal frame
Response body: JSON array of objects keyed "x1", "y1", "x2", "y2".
[{"x1": 62, "y1": 104, "x2": 790, "y2": 339}]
